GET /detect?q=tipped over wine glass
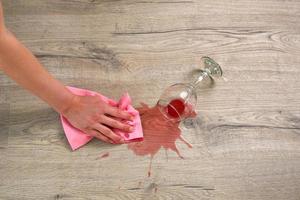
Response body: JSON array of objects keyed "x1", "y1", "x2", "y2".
[{"x1": 157, "y1": 56, "x2": 223, "y2": 122}]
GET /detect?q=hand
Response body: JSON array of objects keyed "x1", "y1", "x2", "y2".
[{"x1": 62, "y1": 94, "x2": 134, "y2": 144}]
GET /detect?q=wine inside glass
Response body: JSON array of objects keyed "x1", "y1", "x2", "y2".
[{"x1": 157, "y1": 56, "x2": 223, "y2": 122}]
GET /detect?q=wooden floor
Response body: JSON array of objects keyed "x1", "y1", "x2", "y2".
[{"x1": 1, "y1": 0, "x2": 300, "y2": 199}]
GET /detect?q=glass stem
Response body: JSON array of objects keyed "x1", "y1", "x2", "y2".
[{"x1": 188, "y1": 70, "x2": 210, "y2": 90}]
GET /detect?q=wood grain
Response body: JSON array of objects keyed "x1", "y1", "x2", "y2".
[{"x1": 1, "y1": 0, "x2": 300, "y2": 199}]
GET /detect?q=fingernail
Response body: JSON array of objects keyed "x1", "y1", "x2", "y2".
[{"x1": 129, "y1": 127, "x2": 134, "y2": 132}]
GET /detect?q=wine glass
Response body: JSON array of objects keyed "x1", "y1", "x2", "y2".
[{"x1": 157, "y1": 56, "x2": 223, "y2": 122}]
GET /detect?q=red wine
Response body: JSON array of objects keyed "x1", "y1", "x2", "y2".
[{"x1": 167, "y1": 99, "x2": 185, "y2": 118}]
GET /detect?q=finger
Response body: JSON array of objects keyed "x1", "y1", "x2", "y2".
[
  {"x1": 107, "y1": 99, "x2": 118, "y2": 107},
  {"x1": 93, "y1": 123, "x2": 124, "y2": 143},
  {"x1": 87, "y1": 129, "x2": 114, "y2": 144},
  {"x1": 101, "y1": 115, "x2": 133, "y2": 132},
  {"x1": 105, "y1": 106, "x2": 133, "y2": 121}
]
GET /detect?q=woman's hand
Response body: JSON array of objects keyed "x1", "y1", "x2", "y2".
[
  {"x1": 62, "y1": 94, "x2": 134, "y2": 144},
  {"x1": 0, "y1": 3, "x2": 132, "y2": 145}
]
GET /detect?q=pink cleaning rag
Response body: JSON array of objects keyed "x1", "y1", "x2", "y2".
[{"x1": 60, "y1": 86, "x2": 143, "y2": 151}]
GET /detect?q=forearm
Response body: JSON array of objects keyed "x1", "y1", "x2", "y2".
[{"x1": 0, "y1": 30, "x2": 75, "y2": 113}]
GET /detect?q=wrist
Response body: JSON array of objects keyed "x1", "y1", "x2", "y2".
[
  {"x1": 55, "y1": 90, "x2": 80, "y2": 116},
  {"x1": 60, "y1": 94, "x2": 80, "y2": 116}
]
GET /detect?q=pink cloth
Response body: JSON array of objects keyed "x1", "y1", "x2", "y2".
[{"x1": 60, "y1": 86, "x2": 143, "y2": 151}]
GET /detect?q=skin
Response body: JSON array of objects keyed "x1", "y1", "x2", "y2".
[{"x1": 0, "y1": 2, "x2": 133, "y2": 144}]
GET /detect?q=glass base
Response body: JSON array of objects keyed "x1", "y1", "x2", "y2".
[{"x1": 201, "y1": 56, "x2": 223, "y2": 78}]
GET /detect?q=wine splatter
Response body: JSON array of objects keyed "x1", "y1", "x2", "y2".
[
  {"x1": 96, "y1": 152, "x2": 110, "y2": 160},
  {"x1": 127, "y1": 103, "x2": 196, "y2": 176}
]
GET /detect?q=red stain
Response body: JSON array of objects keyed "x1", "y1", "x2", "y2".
[
  {"x1": 97, "y1": 152, "x2": 109, "y2": 160},
  {"x1": 127, "y1": 102, "x2": 195, "y2": 176}
]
